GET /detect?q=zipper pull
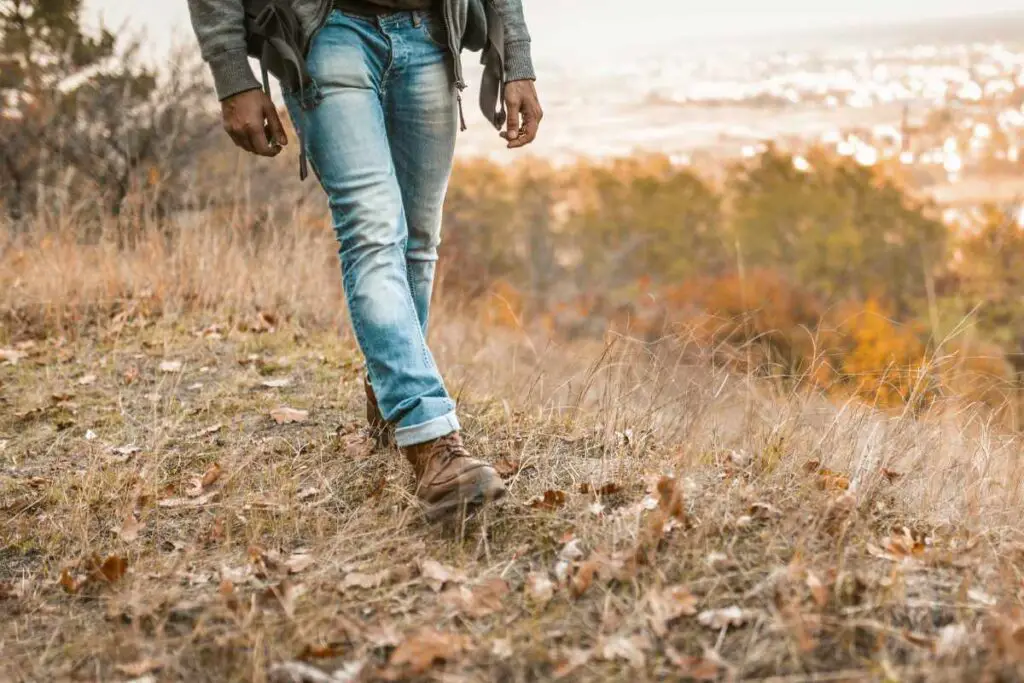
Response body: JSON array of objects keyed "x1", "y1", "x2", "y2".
[{"x1": 456, "y1": 91, "x2": 467, "y2": 132}]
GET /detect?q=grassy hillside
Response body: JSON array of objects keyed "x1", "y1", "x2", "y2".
[{"x1": 3, "y1": 226, "x2": 1024, "y2": 682}]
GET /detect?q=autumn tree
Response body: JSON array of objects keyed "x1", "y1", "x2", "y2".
[{"x1": 0, "y1": 0, "x2": 214, "y2": 221}]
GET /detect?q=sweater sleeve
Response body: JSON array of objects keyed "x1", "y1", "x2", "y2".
[
  {"x1": 187, "y1": 0, "x2": 262, "y2": 100},
  {"x1": 487, "y1": 0, "x2": 535, "y2": 82}
]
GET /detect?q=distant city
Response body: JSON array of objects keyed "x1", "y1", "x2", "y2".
[{"x1": 455, "y1": 11, "x2": 1024, "y2": 228}]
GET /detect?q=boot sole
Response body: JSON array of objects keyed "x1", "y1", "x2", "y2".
[{"x1": 423, "y1": 482, "x2": 508, "y2": 522}]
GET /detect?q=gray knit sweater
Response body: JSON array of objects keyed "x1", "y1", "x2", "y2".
[{"x1": 187, "y1": 0, "x2": 535, "y2": 101}]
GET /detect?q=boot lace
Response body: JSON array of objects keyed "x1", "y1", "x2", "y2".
[{"x1": 432, "y1": 433, "x2": 469, "y2": 466}]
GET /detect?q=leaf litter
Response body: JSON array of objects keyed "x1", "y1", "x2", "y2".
[{"x1": 271, "y1": 407, "x2": 309, "y2": 424}]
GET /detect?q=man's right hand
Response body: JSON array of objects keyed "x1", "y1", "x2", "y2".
[{"x1": 221, "y1": 89, "x2": 288, "y2": 157}]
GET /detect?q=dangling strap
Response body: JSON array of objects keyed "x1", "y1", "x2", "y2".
[{"x1": 254, "y1": 2, "x2": 315, "y2": 181}]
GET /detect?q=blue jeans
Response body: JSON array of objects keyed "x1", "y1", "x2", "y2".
[{"x1": 284, "y1": 9, "x2": 459, "y2": 447}]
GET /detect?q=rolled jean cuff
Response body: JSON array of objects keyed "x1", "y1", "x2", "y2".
[{"x1": 395, "y1": 411, "x2": 460, "y2": 448}]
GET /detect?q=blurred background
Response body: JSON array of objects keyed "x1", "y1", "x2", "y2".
[{"x1": 3, "y1": 0, "x2": 1024, "y2": 422}]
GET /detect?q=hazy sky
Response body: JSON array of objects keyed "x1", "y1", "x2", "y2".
[{"x1": 84, "y1": 0, "x2": 1022, "y2": 62}]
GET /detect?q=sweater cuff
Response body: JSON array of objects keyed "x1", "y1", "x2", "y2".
[
  {"x1": 504, "y1": 40, "x2": 535, "y2": 82},
  {"x1": 208, "y1": 48, "x2": 262, "y2": 101}
]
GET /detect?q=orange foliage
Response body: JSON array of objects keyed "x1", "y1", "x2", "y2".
[
  {"x1": 481, "y1": 280, "x2": 526, "y2": 330},
  {"x1": 823, "y1": 299, "x2": 928, "y2": 407}
]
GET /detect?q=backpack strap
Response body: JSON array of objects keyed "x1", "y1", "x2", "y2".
[
  {"x1": 478, "y1": 3, "x2": 506, "y2": 131},
  {"x1": 245, "y1": 0, "x2": 313, "y2": 180}
]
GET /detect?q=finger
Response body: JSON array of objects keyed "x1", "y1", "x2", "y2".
[
  {"x1": 247, "y1": 125, "x2": 279, "y2": 157},
  {"x1": 520, "y1": 105, "x2": 544, "y2": 143},
  {"x1": 504, "y1": 98, "x2": 521, "y2": 144},
  {"x1": 264, "y1": 102, "x2": 288, "y2": 147},
  {"x1": 511, "y1": 107, "x2": 541, "y2": 148},
  {"x1": 229, "y1": 128, "x2": 254, "y2": 154}
]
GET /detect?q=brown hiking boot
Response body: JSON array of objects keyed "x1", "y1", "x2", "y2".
[
  {"x1": 364, "y1": 378, "x2": 395, "y2": 448},
  {"x1": 402, "y1": 432, "x2": 506, "y2": 520}
]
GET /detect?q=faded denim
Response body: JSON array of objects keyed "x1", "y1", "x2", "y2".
[{"x1": 284, "y1": 9, "x2": 459, "y2": 447}]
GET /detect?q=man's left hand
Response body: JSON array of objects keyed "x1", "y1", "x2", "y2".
[{"x1": 502, "y1": 80, "x2": 543, "y2": 149}]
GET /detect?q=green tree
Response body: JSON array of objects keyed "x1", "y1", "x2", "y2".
[
  {"x1": 565, "y1": 155, "x2": 725, "y2": 289},
  {"x1": 952, "y1": 206, "x2": 1024, "y2": 372},
  {"x1": 727, "y1": 147, "x2": 946, "y2": 316}
]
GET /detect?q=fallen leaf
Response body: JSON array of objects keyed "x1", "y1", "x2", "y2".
[
  {"x1": 967, "y1": 587, "x2": 996, "y2": 606},
  {"x1": 656, "y1": 476, "x2": 686, "y2": 520},
  {"x1": 268, "y1": 661, "x2": 336, "y2": 683},
  {"x1": 112, "y1": 445, "x2": 142, "y2": 460},
  {"x1": 881, "y1": 467, "x2": 903, "y2": 484},
  {"x1": 698, "y1": 606, "x2": 756, "y2": 630},
  {"x1": 286, "y1": 552, "x2": 316, "y2": 575},
  {"x1": 936, "y1": 623, "x2": 970, "y2": 657},
  {"x1": 158, "y1": 490, "x2": 219, "y2": 508},
  {"x1": 579, "y1": 482, "x2": 623, "y2": 496},
  {"x1": 903, "y1": 629, "x2": 936, "y2": 649},
  {"x1": 78, "y1": 374, "x2": 97, "y2": 386},
  {"x1": 664, "y1": 646, "x2": 722, "y2": 681},
  {"x1": 330, "y1": 660, "x2": 366, "y2": 683},
  {"x1": 444, "y1": 578, "x2": 509, "y2": 618},
  {"x1": 201, "y1": 462, "x2": 223, "y2": 488},
  {"x1": 749, "y1": 502, "x2": 781, "y2": 521},
  {"x1": 60, "y1": 568, "x2": 83, "y2": 594},
  {"x1": 706, "y1": 551, "x2": 737, "y2": 571},
  {"x1": 341, "y1": 570, "x2": 392, "y2": 591},
  {"x1": 806, "y1": 571, "x2": 829, "y2": 608},
  {"x1": 803, "y1": 460, "x2": 821, "y2": 473},
  {"x1": 883, "y1": 529, "x2": 926, "y2": 558},
  {"x1": 570, "y1": 560, "x2": 600, "y2": 599},
  {"x1": 253, "y1": 311, "x2": 278, "y2": 333},
  {"x1": 271, "y1": 407, "x2": 309, "y2": 425},
  {"x1": 419, "y1": 559, "x2": 464, "y2": 592},
  {"x1": 267, "y1": 580, "x2": 306, "y2": 618},
  {"x1": 191, "y1": 423, "x2": 223, "y2": 439},
  {"x1": 559, "y1": 539, "x2": 585, "y2": 561},
  {"x1": 818, "y1": 468, "x2": 850, "y2": 491},
  {"x1": 0, "y1": 348, "x2": 26, "y2": 365},
  {"x1": 119, "y1": 515, "x2": 145, "y2": 543},
  {"x1": 91, "y1": 555, "x2": 128, "y2": 583},
  {"x1": 599, "y1": 634, "x2": 649, "y2": 668},
  {"x1": 186, "y1": 463, "x2": 223, "y2": 498},
  {"x1": 51, "y1": 391, "x2": 75, "y2": 403},
  {"x1": 647, "y1": 585, "x2": 699, "y2": 636},
  {"x1": 114, "y1": 659, "x2": 162, "y2": 677},
  {"x1": 367, "y1": 623, "x2": 402, "y2": 649},
  {"x1": 530, "y1": 489, "x2": 568, "y2": 510},
  {"x1": 249, "y1": 546, "x2": 285, "y2": 576},
  {"x1": 553, "y1": 648, "x2": 592, "y2": 679},
  {"x1": 297, "y1": 487, "x2": 320, "y2": 501},
  {"x1": 159, "y1": 360, "x2": 183, "y2": 373},
  {"x1": 298, "y1": 643, "x2": 345, "y2": 660},
  {"x1": 384, "y1": 628, "x2": 470, "y2": 679},
  {"x1": 262, "y1": 378, "x2": 293, "y2": 389},
  {"x1": 491, "y1": 638, "x2": 514, "y2": 659},
  {"x1": 494, "y1": 457, "x2": 533, "y2": 479},
  {"x1": 526, "y1": 572, "x2": 555, "y2": 605}
]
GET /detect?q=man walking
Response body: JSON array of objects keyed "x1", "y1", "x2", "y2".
[{"x1": 187, "y1": 0, "x2": 542, "y2": 519}]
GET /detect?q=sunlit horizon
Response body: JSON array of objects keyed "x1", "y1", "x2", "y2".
[{"x1": 85, "y1": 1, "x2": 1024, "y2": 63}]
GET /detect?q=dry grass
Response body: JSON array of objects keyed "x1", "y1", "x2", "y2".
[{"x1": 4, "y1": 221, "x2": 1024, "y2": 682}]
